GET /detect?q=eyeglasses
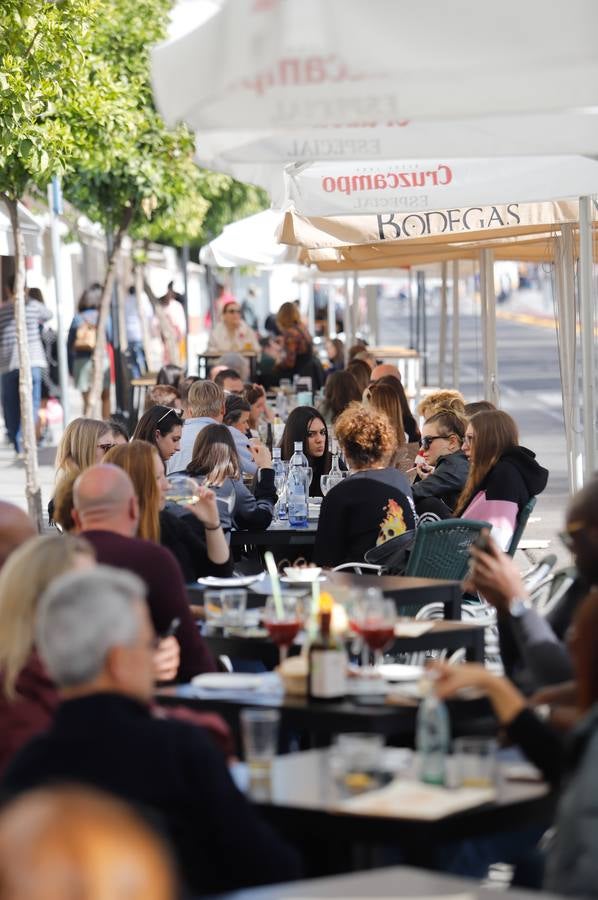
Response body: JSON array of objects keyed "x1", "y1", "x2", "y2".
[
  {"x1": 420, "y1": 434, "x2": 452, "y2": 450},
  {"x1": 97, "y1": 442, "x2": 116, "y2": 453},
  {"x1": 224, "y1": 307, "x2": 241, "y2": 314},
  {"x1": 156, "y1": 406, "x2": 183, "y2": 425},
  {"x1": 559, "y1": 520, "x2": 585, "y2": 550}
]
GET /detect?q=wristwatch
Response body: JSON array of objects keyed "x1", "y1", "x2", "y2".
[{"x1": 509, "y1": 597, "x2": 528, "y2": 618}]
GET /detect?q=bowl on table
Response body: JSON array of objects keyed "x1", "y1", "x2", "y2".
[{"x1": 282, "y1": 566, "x2": 322, "y2": 583}]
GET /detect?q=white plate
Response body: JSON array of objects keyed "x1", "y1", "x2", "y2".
[
  {"x1": 197, "y1": 574, "x2": 264, "y2": 588},
  {"x1": 378, "y1": 663, "x2": 423, "y2": 682},
  {"x1": 191, "y1": 672, "x2": 272, "y2": 691}
]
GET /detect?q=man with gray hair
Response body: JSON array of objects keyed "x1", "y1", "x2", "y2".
[
  {"x1": 2, "y1": 566, "x2": 301, "y2": 895},
  {"x1": 168, "y1": 379, "x2": 224, "y2": 474}
]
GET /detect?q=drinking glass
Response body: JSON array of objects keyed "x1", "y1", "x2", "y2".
[
  {"x1": 193, "y1": 475, "x2": 236, "y2": 515},
  {"x1": 263, "y1": 595, "x2": 303, "y2": 663},
  {"x1": 240, "y1": 708, "x2": 280, "y2": 780},
  {"x1": 359, "y1": 593, "x2": 396, "y2": 668},
  {"x1": 221, "y1": 590, "x2": 247, "y2": 627},
  {"x1": 165, "y1": 475, "x2": 200, "y2": 507},
  {"x1": 453, "y1": 737, "x2": 498, "y2": 788},
  {"x1": 204, "y1": 590, "x2": 223, "y2": 628},
  {"x1": 305, "y1": 467, "x2": 313, "y2": 487},
  {"x1": 329, "y1": 733, "x2": 385, "y2": 791},
  {"x1": 273, "y1": 473, "x2": 287, "y2": 522},
  {"x1": 320, "y1": 474, "x2": 331, "y2": 496}
]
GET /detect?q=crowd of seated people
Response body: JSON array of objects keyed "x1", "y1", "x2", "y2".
[{"x1": 0, "y1": 321, "x2": 566, "y2": 898}]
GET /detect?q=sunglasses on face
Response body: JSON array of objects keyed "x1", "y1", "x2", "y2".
[
  {"x1": 156, "y1": 406, "x2": 183, "y2": 425},
  {"x1": 420, "y1": 434, "x2": 452, "y2": 450},
  {"x1": 98, "y1": 442, "x2": 116, "y2": 453}
]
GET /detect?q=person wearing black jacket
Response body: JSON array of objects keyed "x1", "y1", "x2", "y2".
[
  {"x1": 2, "y1": 566, "x2": 301, "y2": 896},
  {"x1": 412, "y1": 410, "x2": 469, "y2": 518}
]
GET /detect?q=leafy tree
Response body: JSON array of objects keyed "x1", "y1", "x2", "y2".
[{"x1": 0, "y1": 0, "x2": 98, "y2": 527}]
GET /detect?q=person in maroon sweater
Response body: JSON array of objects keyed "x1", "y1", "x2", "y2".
[{"x1": 72, "y1": 465, "x2": 216, "y2": 681}]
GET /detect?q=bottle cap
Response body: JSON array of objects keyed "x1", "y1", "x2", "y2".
[
  {"x1": 294, "y1": 441, "x2": 303, "y2": 451},
  {"x1": 272, "y1": 447, "x2": 281, "y2": 457}
]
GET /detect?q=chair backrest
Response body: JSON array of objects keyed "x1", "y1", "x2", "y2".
[
  {"x1": 506, "y1": 496, "x2": 537, "y2": 557},
  {"x1": 404, "y1": 519, "x2": 491, "y2": 581}
]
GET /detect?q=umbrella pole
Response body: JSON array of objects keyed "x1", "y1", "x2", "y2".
[
  {"x1": 327, "y1": 283, "x2": 336, "y2": 337},
  {"x1": 452, "y1": 260, "x2": 460, "y2": 391},
  {"x1": 480, "y1": 249, "x2": 500, "y2": 406},
  {"x1": 343, "y1": 275, "x2": 352, "y2": 347},
  {"x1": 438, "y1": 261, "x2": 448, "y2": 388},
  {"x1": 578, "y1": 195, "x2": 597, "y2": 481}
]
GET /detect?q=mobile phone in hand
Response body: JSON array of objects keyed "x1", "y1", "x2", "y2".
[
  {"x1": 473, "y1": 533, "x2": 491, "y2": 553},
  {"x1": 159, "y1": 617, "x2": 181, "y2": 641}
]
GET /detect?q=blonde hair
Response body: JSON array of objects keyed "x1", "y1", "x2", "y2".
[
  {"x1": 276, "y1": 301, "x2": 301, "y2": 329},
  {"x1": 188, "y1": 380, "x2": 224, "y2": 419},
  {"x1": 54, "y1": 418, "x2": 111, "y2": 483},
  {"x1": 418, "y1": 389, "x2": 466, "y2": 420},
  {"x1": 0, "y1": 786, "x2": 176, "y2": 900},
  {"x1": 335, "y1": 403, "x2": 397, "y2": 470},
  {"x1": 104, "y1": 441, "x2": 161, "y2": 543},
  {"x1": 0, "y1": 534, "x2": 95, "y2": 699}
]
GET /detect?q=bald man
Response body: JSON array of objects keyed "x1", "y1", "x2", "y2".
[
  {"x1": 370, "y1": 363, "x2": 401, "y2": 383},
  {"x1": 73, "y1": 465, "x2": 215, "y2": 680},
  {"x1": 0, "y1": 502, "x2": 36, "y2": 570}
]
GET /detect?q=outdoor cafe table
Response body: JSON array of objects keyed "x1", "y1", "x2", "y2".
[
  {"x1": 203, "y1": 620, "x2": 486, "y2": 671},
  {"x1": 209, "y1": 863, "x2": 563, "y2": 900},
  {"x1": 156, "y1": 679, "x2": 493, "y2": 748},
  {"x1": 230, "y1": 520, "x2": 318, "y2": 555},
  {"x1": 235, "y1": 748, "x2": 555, "y2": 868}
]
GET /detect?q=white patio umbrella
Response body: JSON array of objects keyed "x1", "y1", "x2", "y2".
[
  {"x1": 153, "y1": 0, "x2": 598, "y2": 131},
  {"x1": 199, "y1": 209, "x2": 297, "y2": 267}
]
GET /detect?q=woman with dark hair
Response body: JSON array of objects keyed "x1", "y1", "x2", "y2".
[
  {"x1": 187, "y1": 424, "x2": 276, "y2": 534},
  {"x1": 223, "y1": 394, "x2": 257, "y2": 476},
  {"x1": 275, "y1": 301, "x2": 323, "y2": 387},
  {"x1": 325, "y1": 338, "x2": 345, "y2": 378},
  {"x1": 314, "y1": 406, "x2": 415, "y2": 568},
  {"x1": 133, "y1": 405, "x2": 183, "y2": 465},
  {"x1": 279, "y1": 407, "x2": 332, "y2": 498},
  {"x1": 156, "y1": 364, "x2": 184, "y2": 389},
  {"x1": 319, "y1": 370, "x2": 362, "y2": 426},
  {"x1": 105, "y1": 440, "x2": 232, "y2": 582},
  {"x1": 67, "y1": 284, "x2": 111, "y2": 419},
  {"x1": 375, "y1": 374, "x2": 421, "y2": 443},
  {"x1": 243, "y1": 383, "x2": 274, "y2": 433},
  {"x1": 411, "y1": 410, "x2": 469, "y2": 517},
  {"x1": 345, "y1": 358, "x2": 371, "y2": 395},
  {"x1": 454, "y1": 410, "x2": 548, "y2": 549}
]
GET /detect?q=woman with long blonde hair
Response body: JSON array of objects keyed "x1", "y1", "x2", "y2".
[
  {"x1": 454, "y1": 409, "x2": 548, "y2": 549},
  {"x1": 366, "y1": 381, "x2": 406, "y2": 446},
  {"x1": 105, "y1": 440, "x2": 231, "y2": 582},
  {"x1": 0, "y1": 534, "x2": 95, "y2": 775},
  {"x1": 50, "y1": 418, "x2": 115, "y2": 525}
]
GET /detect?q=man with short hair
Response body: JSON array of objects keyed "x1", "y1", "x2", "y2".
[
  {"x1": 214, "y1": 368, "x2": 244, "y2": 394},
  {"x1": 2, "y1": 566, "x2": 300, "y2": 894},
  {"x1": 0, "y1": 502, "x2": 36, "y2": 570},
  {"x1": 370, "y1": 363, "x2": 401, "y2": 383},
  {"x1": 168, "y1": 380, "x2": 224, "y2": 474},
  {"x1": 73, "y1": 465, "x2": 215, "y2": 680}
]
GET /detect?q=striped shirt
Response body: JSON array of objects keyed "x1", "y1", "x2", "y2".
[{"x1": 0, "y1": 300, "x2": 52, "y2": 373}]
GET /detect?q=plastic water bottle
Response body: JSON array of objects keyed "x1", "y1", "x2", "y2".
[
  {"x1": 272, "y1": 448, "x2": 287, "y2": 520},
  {"x1": 416, "y1": 676, "x2": 451, "y2": 785},
  {"x1": 287, "y1": 442, "x2": 308, "y2": 527}
]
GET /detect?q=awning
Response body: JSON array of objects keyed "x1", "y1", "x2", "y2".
[{"x1": 199, "y1": 209, "x2": 297, "y2": 267}]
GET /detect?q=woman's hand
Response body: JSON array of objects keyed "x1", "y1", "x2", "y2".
[
  {"x1": 189, "y1": 485, "x2": 220, "y2": 530},
  {"x1": 250, "y1": 442, "x2": 272, "y2": 469},
  {"x1": 153, "y1": 636, "x2": 180, "y2": 682},
  {"x1": 468, "y1": 534, "x2": 527, "y2": 615},
  {"x1": 415, "y1": 460, "x2": 434, "y2": 479},
  {"x1": 429, "y1": 661, "x2": 493, "y2": 699}
]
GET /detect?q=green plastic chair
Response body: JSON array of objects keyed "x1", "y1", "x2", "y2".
[
  {"x1": 403, "y1": 519, "x2": 491, "y2": 581},
  {"x1": 506, "y1": 496, "x2": 537, "y2": 557}
]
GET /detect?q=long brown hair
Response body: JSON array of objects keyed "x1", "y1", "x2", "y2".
[
  {"x1": 187, "y1": 424, "x2": 241, "y2": 485},
  {"x1": 366, "y1": 382, "x2": 406, "y2": 447},
  {"x1": 104, "y1": 441, "x2": 161, "y2": 543},
  {"x1": 454, "y1": 410, "x2": 519, "y2": 515},
  {"x1": 322, "y1": 371, "x2": 362, "y2": 423},
  {"x1": 346, "y1": 359, "x2": 371, "y2": 394}
]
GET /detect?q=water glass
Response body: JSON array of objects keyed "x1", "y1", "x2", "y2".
[
  {"x1": 204, "y1": 590, "x2": 223, "y2": 627},
  {"x1": 320, "y1": 474, "x2": 330, "y2": 496},
  {"x1": 329, "y1": 733, "x2": 385, "y2": 789},
  {"x1": 221, "y1": 590, "x2": 247, "y2": 627},
  {"x1": 453, "y1": 737, "x2": 498, "y2": 788},
  {"x1": 240, "y1": 709, "x2": 280, "y2": 778}
]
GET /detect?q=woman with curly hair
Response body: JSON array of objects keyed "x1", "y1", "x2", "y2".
[
  {"x1": 313, "y1": 405, "x2": 415, "y2": 568},
  {"x1": 418, "y1": 388, "x2": 466, "y2": 421}
]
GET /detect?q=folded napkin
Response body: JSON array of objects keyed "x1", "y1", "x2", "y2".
[{"x1": 339, "y1": 779, "x2": 496, "y2": 820}]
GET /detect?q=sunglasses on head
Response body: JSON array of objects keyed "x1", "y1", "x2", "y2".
[{"x1": 156, "y1": 406, "x2": 183, "y2": 425}]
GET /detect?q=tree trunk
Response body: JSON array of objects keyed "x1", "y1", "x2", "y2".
[
  {"x1": 85, "y1": 208, "x2": 133, "y2": 417},
  {"x1": 3, "y1": 197, "x2": 43, "y2": 530},
  {"x1": 133, "y1": 253, "x2": 152, "y2": 369},
  {"x1": 143, "y1": 273, "x2": 179, "y2": 366}
]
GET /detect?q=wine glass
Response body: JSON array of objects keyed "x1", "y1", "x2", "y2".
[
  {"x1": 273, "y1": 472, "x2": 287, "y2": 522},
  {"x1": 191, "y1": 475, "x2": 236, "y2": 515},
  {"x1": 320, "y1": 474, "x2": 330, "y2": 496},
  {"x1": 263, "y1": 596, "x2": 303, "y2": 663},
  {"x1": 305, "y1": 467, "x2": 313, "y2": 488},
  {"x1": 165, "y1": 475, "x2": 200, "y2": 507},
  {"x1": 360, "y1": 595, "x2": 396, "y2": 669}
]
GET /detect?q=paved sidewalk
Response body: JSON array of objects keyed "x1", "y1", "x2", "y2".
[{"x1": 0, "y1": 441, "x2": 58, "y2": 526}]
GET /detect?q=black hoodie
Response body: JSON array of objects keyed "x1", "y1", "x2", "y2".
[{"x1": 461, "y1": 445, "x2": 548, "y2": 549}]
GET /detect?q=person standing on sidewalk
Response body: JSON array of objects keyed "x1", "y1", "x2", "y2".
[{"x1": 0, "y1": 277, "x2": 51, "y2": 457}]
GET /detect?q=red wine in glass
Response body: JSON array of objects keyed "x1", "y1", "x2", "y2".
[
  {"x1": 361, "y1": 624, "x2": 395, "y2": 652},
  {"x1": 265, "y1": 619, "x2": 301, "y2": 647}
]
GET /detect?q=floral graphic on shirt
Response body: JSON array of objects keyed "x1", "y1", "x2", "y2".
[{"x1": 376, "y1": 499, "x2": 407, "y2": 545}]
